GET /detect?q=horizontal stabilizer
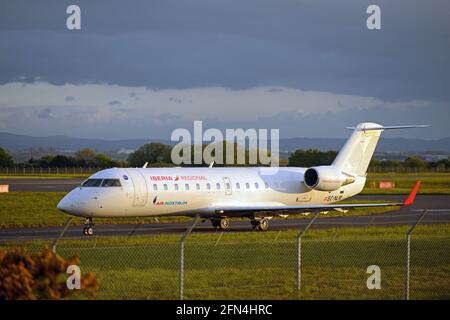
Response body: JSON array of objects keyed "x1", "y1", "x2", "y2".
[{"x1": 346, "y1": 125, "x2": 430, "y2": 131}]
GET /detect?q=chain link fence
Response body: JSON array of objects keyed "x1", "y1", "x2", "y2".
[
  {"x1": 1, "y1": 211, "x2": 449, "y2": 300},
  {"x1": 0, "y1": 167, "x2": 106, "y2": 175}
]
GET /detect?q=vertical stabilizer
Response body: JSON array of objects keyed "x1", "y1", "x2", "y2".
[
  {"x1": 332, "y1": 123, "x2": 429, "y2": 176},
  {"x1": 332, "y1": 123, "x2": 383, "y2": 176}
]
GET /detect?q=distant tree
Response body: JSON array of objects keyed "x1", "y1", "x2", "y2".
[
  {"x1": 435, "y1": 159, "x2": 450, "y2": 170},
  {"x1": 49, "y1": 155, "x2": 77, "y2": 167},
  {"x1": 35, "y1": 155, "x2": 54, "y2": 167},
  {"x1": 288, "y1": 149, "x2": 337, "y2": 167},
  {"x1": 379, "y1": 160, "x2": 403, "y2": 168},
  {"x1": 92, "y1": 153, "x2": 116, "y2": 167},
  {"x1": 369, "y1": 159, "x2": 382, "y2": 167},
  {"x1": 127, "y1": 143, "x2": 172, "y2": 167},
  {"x1": 404, "y1": 156, "x2": 426, "y2": 168},
  {"x1": 171, "y1": 141, "x2": 273, "y2": 167},
  {"x1": 0, "y1": 147, "x2": 14, "y2": 167},
  {"x1": 75, "y1": 148, "x2": 97, "y2": 166}
]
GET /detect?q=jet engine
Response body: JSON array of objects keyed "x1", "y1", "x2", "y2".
[{"x1": 304, "y1": 166, "x2": 355, "y2": 191}]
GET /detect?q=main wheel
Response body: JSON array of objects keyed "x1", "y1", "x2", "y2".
[
  {"x1": 257, "y1": 218, "x2": 269, "y2": 231},
  {"x1": 86, "y1": 226, "x2": 94, "y2": 236},
  {"x1": 219, "y1": 218, "x2": 230, "y2": 230},
  {"x1": 83, "y1": 227, "x2": 88, "y2": 236}
]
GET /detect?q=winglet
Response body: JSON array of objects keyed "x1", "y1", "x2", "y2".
[{"x1": 403, "y1": 181, "x2": 421, "y2": 206}]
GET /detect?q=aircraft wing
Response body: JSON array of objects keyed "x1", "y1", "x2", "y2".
[{"x1": 214, "y1": 181, "x2": 421, "y2": 215}]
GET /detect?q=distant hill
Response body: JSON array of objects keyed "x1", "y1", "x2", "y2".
[
  {"x1": 1, "y1": 132, "x2": 450, "y2": 153},
  {"x1": 0, "y1": 132, "x2": 170, "y2": 152}
]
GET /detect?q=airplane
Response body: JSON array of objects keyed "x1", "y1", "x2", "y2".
[{"x1": 57, "y1": 122, "x2": 427, "y2": 236}]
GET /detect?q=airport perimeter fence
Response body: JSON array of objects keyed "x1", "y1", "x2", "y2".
[
  {"x1": 1, "y1": 211, "x2": 449, "y2": 300},
  {"x1": 0, "y1": 167, "x2": 106, "y2": 176}
]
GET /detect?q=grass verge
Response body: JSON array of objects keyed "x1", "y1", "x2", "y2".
[{"x1": 2, "y1": 224, "x2": 449, "y2": 299}]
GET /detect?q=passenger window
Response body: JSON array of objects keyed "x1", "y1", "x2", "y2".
[
  {"x1": 196, "y1": 183, "x2": 200, "y2": 190},
  {"x1": 216, "y1": 183, "x2": 221, "y2": 190},
  {"x1": 245, "y1": 182, "x2": 250, "y2": 189},
  {"x1": 82, "y1": 179, "x2": 103, "y2": 187},
  {"x1": 255, "y1": 182, "x2": 259, "y2": 189},
  {"x1": 206, "y1": 183, "x2": 211, "y2": 190},
  {"x1": 163, "y1": 184, "x2": 168, "y2": 191},
  {"x1": 174, "y1": 184, "x2": 179, "y2": 191},
  {"x1": 153, "y1": 184, "x2": 158, "y2": 191},
  {"x1": 185, "y1": 184, "x2": 190, "y2": 191},
  {"x1": 236, "y1": 183, "x2": 240, "y2": 190}
]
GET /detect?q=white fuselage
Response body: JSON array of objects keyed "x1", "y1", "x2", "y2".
[{"x1": 57, "y1": 167, "x2": 366, "y2": 218}]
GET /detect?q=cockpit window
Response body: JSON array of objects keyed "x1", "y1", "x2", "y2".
[
  {"x1": 82, "y1": 179, "x2": 103, "y2": 187},
  {"x1": 101, "y1": 179, "x2": 121, "y2": 187}
]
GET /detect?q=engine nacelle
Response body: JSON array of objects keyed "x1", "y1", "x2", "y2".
[{"x1": 304, "y1": 166, "x2": 355, "y2": 191}]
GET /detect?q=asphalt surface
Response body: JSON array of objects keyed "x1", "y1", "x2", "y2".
[
  {"x1": 0, "y1": 193, "x2": 448, "y2": 241},
  {"x1": 0, "y1": 178, "x2": 85, "y2": 192},
  {"x1": 0, "y1": 178, "x2": 449, "y2": 241}
]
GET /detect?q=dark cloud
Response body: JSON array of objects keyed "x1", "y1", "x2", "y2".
[
  {"x1": 0, "y1": 1, "x2": 449, "y2": 139},
  {"x1": 0, "y1": 0, "x2": 448, "y2": 101}
]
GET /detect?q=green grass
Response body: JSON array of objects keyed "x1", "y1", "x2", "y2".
[
  {"x1": 2, "y1": 224, "x2": 449, "y2": 299},
  {"x1": 364, "y1": 172, "x2": 450, "y2": 195}
]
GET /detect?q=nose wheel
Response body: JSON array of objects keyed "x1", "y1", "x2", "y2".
[{"x1": 83, "y1": 218, "x2": 94, "y2": 236}]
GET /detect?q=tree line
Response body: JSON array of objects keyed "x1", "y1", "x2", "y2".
[
  {"x1": 0, "y1": 144, "x2": 449, "y2": 169},
  {"x1": 287, "y1": 149, "x2": 450, "y2": 170}
]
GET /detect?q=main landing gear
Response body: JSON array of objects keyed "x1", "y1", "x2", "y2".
[
  {"x1": 250, "y1": 218, "x2": 270, "y2": 231},
  {"x1": 83, "y1": 217, "x2": 94, "y2": 236},
  {"x1": 210, "y1": 217, "x2": 271, "y2": 231},
  {"x1": 211, "y1": 217, "x2": 230, "y2": 230}
]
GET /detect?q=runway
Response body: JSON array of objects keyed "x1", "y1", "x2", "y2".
[
  {"x1": 0, "y1": 178, "x2": 449, "y2": 241},
  {"x1": 0, "y1": 178, "x2": 85, "y2": 192},
  {"x1": 0, "y1": 195, "x2": 449, "y2": 242}
]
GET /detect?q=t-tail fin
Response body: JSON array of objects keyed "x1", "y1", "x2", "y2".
[{"x1": 332, "y1": 123, "x2": 429, "y2": 176}]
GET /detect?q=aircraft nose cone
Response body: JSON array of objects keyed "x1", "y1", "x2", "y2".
[{"x1": 57, "y1": 196, "x2": 71, "y2": 213}]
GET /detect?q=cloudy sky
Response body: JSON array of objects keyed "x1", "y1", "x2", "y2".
[{"x1": 0, "y1": 0, "x2": 449, "y2": 139}]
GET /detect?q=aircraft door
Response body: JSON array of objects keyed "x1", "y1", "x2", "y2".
[
  {"x1": 125, "y1": 169, "x2": 148, "y2": 206},
  {"x1": 223, "y1": 176, "x2": 232, "y2": 195}
]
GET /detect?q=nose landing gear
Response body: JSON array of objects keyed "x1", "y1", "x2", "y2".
[{"x1": 83, "y1": 218, "x2": 94, "y2": 236}]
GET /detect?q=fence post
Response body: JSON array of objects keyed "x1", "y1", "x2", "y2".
[
  {"x1": 51, "y1": 218, "x2": 73, "y2": 253},
  {"x1": 296, "y1": 211, "x2": 320, "y2": 293},
  {"x1": 179, "y1": 215, "x2": 200, "y2": 300},
  {"x1": 405, "y1": 209, "x2": 428, "y2": 300}
]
